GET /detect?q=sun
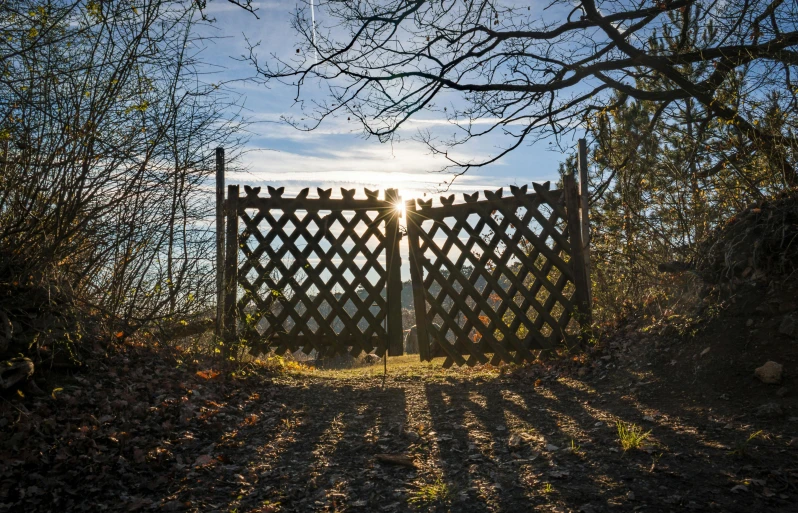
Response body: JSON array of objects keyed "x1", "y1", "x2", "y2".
[{"x1": 395, "y1": 201, "x2": 406, "y2": 218}]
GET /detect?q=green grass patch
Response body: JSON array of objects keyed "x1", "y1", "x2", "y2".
[
  {"x1": 409, "y1": 477, "x2": 451, "y2": 507},
  {"x1": 616, "y1": 421, "x2": 652, "y2": 451}
]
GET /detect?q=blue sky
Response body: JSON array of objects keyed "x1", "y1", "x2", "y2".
[
  {"x1": 199, "y1": 1, "x2": 578, "y2": 200},
  {"x1": 198, "y1": 1, "x2": 582, "y2": 282}
]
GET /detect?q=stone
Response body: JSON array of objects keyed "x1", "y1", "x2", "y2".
[
  {"x1": 754, "y1": 361, "x2": 783, "y2": 384},
  {"x1": 362, "y1": 353, "x2": 382, "y2": 365},
  {"x1": 577, "y1": 367, "x2": 588, "y2": 377},
  {"x1": 508, "y1": 433, "x2": 523, "y2": 449},
  {"x1": 779, "y1": 302, "x2": 798, "y2": 314},
  {"x1": 776, "y1": 387, "x2": 790, "y2": 398},
  {"x1": 545, "y1": 444, "x2": 559, "y2": 452},
  {"x1": 779, "y1": 315, "x2": 797, "y2": 337},
  {"x1": 746, "y1": 319, "x2": 754, "y2": 327},
  {"x1": 754, "y1": 402, "x2": 783, "y2": 418}
]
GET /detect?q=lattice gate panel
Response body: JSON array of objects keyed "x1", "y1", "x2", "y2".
[
  {"x1": 406, "y1": 182, "x2": 585, "y2": 368},
  {"x1": 225, "y1": 186, "x2": 404, "y2": 358}
]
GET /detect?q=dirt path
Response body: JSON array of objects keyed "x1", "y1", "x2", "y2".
[
  {"x1": 157, "y1": 360, "x2": 796, "y2": 513},
  {"x1": 2, "y1": 348, "x2": 797, "y2": 513}
]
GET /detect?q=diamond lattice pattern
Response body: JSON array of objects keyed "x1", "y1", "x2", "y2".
[
  {"x1": 408, "y1": 187, "x2": 578, "y2": 367},
  {"x1": 236, "y1": 198, "x2": 396, "y2": 358}
]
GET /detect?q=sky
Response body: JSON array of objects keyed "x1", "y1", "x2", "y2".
[
  {"x1": 197, "y1": 1, "x2": 582, "y2": 281},
  {"x1": 198, "y1": 1, "x2": 578, "y2": 200}
]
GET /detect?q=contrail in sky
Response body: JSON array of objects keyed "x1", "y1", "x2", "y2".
[{"x1": 310, "y1": 0, "x2": 318, "y2": 65}]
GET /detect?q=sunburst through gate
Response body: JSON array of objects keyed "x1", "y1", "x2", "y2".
[{"x1": 218, "y1": 178, "x2": 590, "y2": 366}]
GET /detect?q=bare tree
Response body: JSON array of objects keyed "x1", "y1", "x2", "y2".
[{"x1": 250, "y1": 0, "x2": 798, "y2": 183}]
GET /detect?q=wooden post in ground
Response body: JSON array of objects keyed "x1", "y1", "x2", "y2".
[
  {"x1": 563, "y1": 173, "x2": 591, "y2": 343},
  {"x1": 384, "y1": 188, "x2": 404, "y2": 356},
  {"x1": 577, "y1": 138, "x2": 592, "y2": 305},
  {"x1": 223, "y1": 184, "x2": 239, "y2": 359},
  {"x1": 215, "y1": 148, "x2": 225, "y2": 341}
]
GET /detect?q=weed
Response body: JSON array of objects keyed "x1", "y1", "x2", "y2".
[
  {"x1": 253, "y1": 354, "x2": 311, "y2": 374},
  {"x1": 409, "y1": 477, "x2": 451, "y2": 507},
  {"x1": 541, "y1": 483, "x2": 554, "y2": 494},
  {"x1": 728, "y1": 430, "x2": 763, "y2": 457},
  {"x1": 569, "y1": 439, "x2": 583, "y2": 455},
  {"x1": 616, "y1": 421, "x2": 652, "y2": 451}
]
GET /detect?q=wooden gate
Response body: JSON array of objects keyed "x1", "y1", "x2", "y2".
[
  {"x1": 405, "y1": 179, "x2": 590, "y2": 368},
  {"x1": 216, "y1": 150, "x2": 591, "y2": 366},
  {"x1": 220, "y1": 185, "x2": 404, "y2": 358}
]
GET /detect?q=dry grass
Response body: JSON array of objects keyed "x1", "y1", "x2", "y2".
[{"x1": 288, "y1": 354, "x2": 504, "y2": 381}]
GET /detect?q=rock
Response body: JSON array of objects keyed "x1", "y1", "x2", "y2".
[
  {"x1": 405, "y1": 431, "x2": 420, "y2": 443},
  {"x1": 193, "y1": 454, "x2": 214, "y2": 467},
  {"x1": 776, "y1": 387, "x2": 790, "y2": 398},
  {"x1": 161, "y1": 500, "x2": 185, "y2": 511},
  {"x1": 626, "y1": 491, "x2": 635, "y2": 500},
  {"x1": 545, "y1": 444, "x2": 559, "y2": 452},
  {"x1": 362, "y1": 353, "x2": 382, "y2": 365},
  {"x1": 746, "y1": 318, "x2": 754, "y2": 327},
  {"x1": 754, "y1": 402, "x2": 783, "y2": 418},
  {"x1": 0, "y1": 311, "x2": 11, "y2": 355},
  {"x1": 508, "y1": 433, "x2": 523, "y2": 449},
  {"x1": 779, "y1": 315, "x2": 797, "y2": 337},
  {"x1": 0, "y1": 357, "x2": 34, "y2": 389},
  {"x1": 780, "y1": 301, "x2": 798, "y2": 314},
  {"x1": 754, "y1": 361, "x2": 783, "y2": 384},
  {"x1": 577, "y1": 367, "x2": 588, "y2": 377},
  {"x1": 700, "y1": 347, "x2": 710, "y2": 356},
  {"x1": 578, "y1": 505, "x2": 596, "y2": 513}
]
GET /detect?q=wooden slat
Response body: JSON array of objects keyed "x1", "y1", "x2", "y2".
[
  {"x1": 563, "y1": 174, "x2": 591, "y2": 341},
  {"x1": 224, "y1": 185, "x2": 240, "y2": 355},
  {"x1": 385, "y1": 189, "x2": 404, "y2": 356},
  {"x1": 406, "y1": 200, "x2": 432, "y2": 362}
]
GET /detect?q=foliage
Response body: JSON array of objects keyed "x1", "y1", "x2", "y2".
[
  {"x1": 409, "y1": 477, "x2": 451, "y2": 507},
  {"x1": 616, "y1": 421, "x2": 652, "y2": 451},
  {"x1": 252, "y1": 0, "x2": 798, "y2": 181},
  {"x1": 728, "y1": 430, "x2": 764, "y2": 458},
  {"x1": 0, "y1": 0, "x2": 246, "y2": 366}
]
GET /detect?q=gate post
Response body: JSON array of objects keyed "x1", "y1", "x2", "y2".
[
  {"x1": 215, "y1": 148, "x2": 225, "y2": 341},
  {"x1": 405, "y1": 199, "x2": 431, "y2": 361},
  {"x1": 563, "y1": 173, "x2": 592, "y2": 338},
  {"x1": 223, "y1": 184, "x2": 239, "y2": 358},
  {"x1": 577, "y1": 138, "x2": 592, "y2": 305},
  {"x1": 385, "y1": 188, "x2": 404, "y2": 356}
]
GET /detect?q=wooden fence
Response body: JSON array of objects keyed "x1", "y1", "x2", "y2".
[{"x1": 217, "y1": 141, "x2": 591, "y2": 366}]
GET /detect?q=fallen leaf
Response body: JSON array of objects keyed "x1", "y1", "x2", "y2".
[{"x1": 196, "y1": 369, "x2": 220, "y2": 380}]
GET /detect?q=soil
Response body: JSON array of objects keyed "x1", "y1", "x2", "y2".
[{"x1": 2, "y1": 278, "x2": 798, "y2": 513}]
